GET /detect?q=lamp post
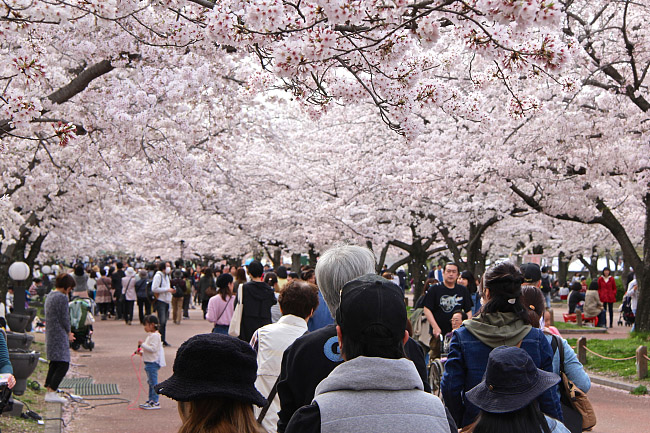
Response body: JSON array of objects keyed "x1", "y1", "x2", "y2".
[
  {"x1": 8, "y1": 261, "x2": 30, "y2": 315},
  {"x1": 180, "y1": 240, "x2": 185, "y2": 264}
]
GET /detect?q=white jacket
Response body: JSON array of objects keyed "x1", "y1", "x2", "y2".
[
  {"x1": 140, "y1": 331, "x2": 166, "y2": 367},
  {"x1": 252, "y1": 315, "x2": 308, "y2": 433},
  {"x1": 626, "y1": 280, "x2": 639, "y2": 311},
  {"x1": 151, "y1": 271, "x2": 172, "y2": 304}
]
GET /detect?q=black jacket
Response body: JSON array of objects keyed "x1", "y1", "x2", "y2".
[
  {"x1": 238, "y1": 280, "x2": 276, "y2": 342},
  {"x1": 111, "y1": 270, "x2": 125, "y2": 297},
  {"x1": 276, "y1": 324, "x2": 430, "y2": 432}
]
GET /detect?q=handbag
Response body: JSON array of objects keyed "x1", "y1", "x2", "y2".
[
  {"x1": 228, "y1": 285, "x2": 243, "y2": 337},
  {"x1": 205, "y1": 285, "x2": 217, "y2": 298},
  {"x1": 552, "y1": 335, "x2": 597, "y2": 432}
]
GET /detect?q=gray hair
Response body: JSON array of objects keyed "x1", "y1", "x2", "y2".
[{"x1": 315, "y1": 244, "x2": 376, "y2": 318}]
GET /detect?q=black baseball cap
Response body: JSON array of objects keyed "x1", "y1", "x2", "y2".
[
  {"x1": 520, "y1": 263, "x2": 542, "y2": 283},
  {"x1": 336, "y1": 274, "x2": 406, "y2": 346}
]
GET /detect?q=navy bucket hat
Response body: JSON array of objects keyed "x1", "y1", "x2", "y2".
[
  {"x1": 155, "y1": 333, "x2": 267, "y2": 407},
  {"x1": 465, "y1": 346, "x2": 559, "y2": 413}
]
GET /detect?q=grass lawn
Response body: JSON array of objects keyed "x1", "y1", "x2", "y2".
[
  {"x1": 0, "y1": 340, "x2": 47, "y2": 433},
  {"x1": 565, "y1": 334, "x2": 650, "y2": 384},
  {"x1": 554, "y1": 321, "x2": 588, "y2": 330}
]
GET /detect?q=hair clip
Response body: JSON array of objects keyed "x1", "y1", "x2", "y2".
[
  {"x1": 507, "y1": 298, "x2": 516, "y2": 304},
  {"x1": 529, "y1": 304, "x2": 535, "y2": 310}
]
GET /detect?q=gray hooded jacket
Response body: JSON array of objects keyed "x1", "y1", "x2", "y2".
[{"x1": 313, "y1": 356, "x2": 451, "y2": 433}]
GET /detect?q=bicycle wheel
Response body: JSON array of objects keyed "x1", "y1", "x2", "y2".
[{"x1": 428, "y1": 358, "x2": 443, "y2": 397}]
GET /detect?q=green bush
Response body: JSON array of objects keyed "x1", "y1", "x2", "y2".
[
  {"x1": 615, "y1": 276, "x2": 626, "y2": 302},
  {"x1": 631, "y1": 385, "x2": 648, "y2": 395}
]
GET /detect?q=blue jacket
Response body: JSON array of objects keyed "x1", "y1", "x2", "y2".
[
  {"x1": 441, "y1": 323, "x2": 562, "y2": 427},
  {"x1": 547, "y1": 334, "x2": 591, "y2": 400},
  {"x1": 307, "y1": 291, "x2": 334, "y2": 332}
]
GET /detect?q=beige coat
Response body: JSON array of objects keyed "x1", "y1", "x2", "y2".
[{"x1": 584, "y1": 290, "x2": 603, "y2": 318}]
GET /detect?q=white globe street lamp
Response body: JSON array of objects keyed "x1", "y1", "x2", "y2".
[
  {"x1": 8, "y1": 262, "x2": 30, "y2": 281},
  {"x1": 8, "y1": 261, "x2": 30, "y2": 315}
]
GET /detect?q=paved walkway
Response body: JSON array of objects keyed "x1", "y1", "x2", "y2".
[
  {"x1": 66, "y1": 307, "x2": 211, "y2": 433},
  {"x1": 588, "y1": 383, "x2": 650, "y2": 433},
  {"x1": 63, "y1": 298, "x2": 646, "y2": 433}
]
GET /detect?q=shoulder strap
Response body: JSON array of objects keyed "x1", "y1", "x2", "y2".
[
  {"x1": 215, "y1": 295, "x2": 233, "y2": 322},
  {"x1": 552, "y1": 335, "x2": 565, "y2": 373}
]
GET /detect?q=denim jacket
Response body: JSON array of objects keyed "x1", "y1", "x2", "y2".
[{"x1": 441, "y1": 321, "x2": 563, "y2": 427}]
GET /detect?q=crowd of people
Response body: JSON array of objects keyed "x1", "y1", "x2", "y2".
[
  {"x1": 106, "y1": 245, "x2": 596, "y2": 433},
  {"x1": 21, "y1": 245, "x2": 614, "y2": 432}
]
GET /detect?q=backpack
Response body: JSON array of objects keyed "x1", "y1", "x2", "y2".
[
  {"x1": 135, "y1": 279, "x2": 149, "y2": 299},
  {"x1": 409, "y1": 307, "x2": 431, "y2": 349},
  {"x1": 146, "y1": 280, "x2": 154, "y2": 299},
  {"x1": 172, "y1": 279, "x2": 186, "y2": 298},
  {"x1": 541, "y1": 276, "x2": 552, "y2": 293}
]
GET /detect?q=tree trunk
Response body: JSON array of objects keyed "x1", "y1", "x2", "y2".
[
  {"x1": 410, "y1": 246, "x2": 429, "y2": 302},
  {"x1": 270, "y1": 248, "x2": 282, "y2": 269},
  {"x1": 635, "y1": 192, "x2": 650, "y2": 333},
  {"x1": 474, "y1": 252, "x2": 487, "y2": 278},
  {"x1": 466, "y1": 223, "x2": 483, "y2": 276},
  {"x1": 558, "y1": 251, "x2": 570, "y2": 287},
  {"x1": 437, "y1": 226, "x2": 464, "y2": 267},
  {"x1": 307, "y1": 244, "x2": 319, "y2": 267},
  {"x1": 291, "y1": 253, "x2": 302, "y2": 274},
  {"x1": 375, "y1": 242, "x2": 390, "y2": 274},
  {"x1": 577, "y1": 248, "x2": 598, "y2": 279}
]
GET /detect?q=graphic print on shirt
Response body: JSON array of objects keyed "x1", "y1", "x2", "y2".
[
  {"x1": 323, "y1": 336, "x2": 343, "y2": 363},
  {"x1": 439, "y1": 294, "x2": 463, "y2": 313}
]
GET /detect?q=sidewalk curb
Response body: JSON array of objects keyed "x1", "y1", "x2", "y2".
[
  {"x1": 589, "y1": 374, "x2": 643, "y2": 392},
  {"x1": 561, "y1": 328, "x2": 608, "y2": 334}
]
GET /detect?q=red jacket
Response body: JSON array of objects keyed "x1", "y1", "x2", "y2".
[{"x1": 597, "y1": 276, "x2": 617, "y2": 303}]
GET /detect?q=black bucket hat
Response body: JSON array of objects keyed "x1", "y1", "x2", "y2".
[
  {"x1": 466, "y1": 346, "x2": 559, "y2": 413},
  {"x1": 155, "y1": 333, "x2": 267, "y2": 407}
]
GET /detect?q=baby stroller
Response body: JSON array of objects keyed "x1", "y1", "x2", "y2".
[
  {"x1": 69, "y1": 297, "x2": 95, "y2": 351},
  {"x1": 617, "y1": 295, "x2": 635, "y2": 327}
]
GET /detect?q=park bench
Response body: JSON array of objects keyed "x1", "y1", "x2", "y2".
[{"x1": 562, "y1": 313, "x2": 598, "y2": 326}]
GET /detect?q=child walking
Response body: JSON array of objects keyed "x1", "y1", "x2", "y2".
[{"x1": 138, "y1": 315, "x2": 166, "y2": 409}]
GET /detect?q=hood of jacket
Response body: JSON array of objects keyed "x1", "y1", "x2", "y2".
[
  {"x1": 242, "y1": 280, "x2": 275, "y2": 301},
  {"x1": 315, "y1": 356, "x2": 422, "y2": 396},
  {"x1": 463, "y1": 312, "x2": 531, "y2": 348}
]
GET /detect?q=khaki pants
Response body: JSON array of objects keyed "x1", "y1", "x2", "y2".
[{"x1": 171, "y1": 297, "x2": 184, "y2": 324}]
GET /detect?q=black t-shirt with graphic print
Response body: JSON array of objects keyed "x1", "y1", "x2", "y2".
[{"x1": 423, "y1": 283, "x2": 472, "y2": 336}]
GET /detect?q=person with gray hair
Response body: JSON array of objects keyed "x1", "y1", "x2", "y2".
[
  {"x1": 276, "y1": 244, "x2": 430, "y2": 432},
  {"x1": 314, "y1": 244, "x2": 376, "y2": 318}
]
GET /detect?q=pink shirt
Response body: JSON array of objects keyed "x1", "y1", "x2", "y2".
[{"x1": 206, "y1": 294, "x2": 234, "y2": 325}]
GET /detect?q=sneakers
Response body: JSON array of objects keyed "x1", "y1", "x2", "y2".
[
  {"x1": 44, "y1": 392, "x2": 67, "y2": 404},
  {"x1": 140, "y1": 402, "x2": 160, "y2": 410}
]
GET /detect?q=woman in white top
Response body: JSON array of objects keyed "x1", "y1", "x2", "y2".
[
  {"x1": 626, "y1": 280, "x2": 639, "y2": 330},
  {"x1": 121, "y1": 267, "x2": 137, "y2": 325},
  {"x1": 250, "y1": 280, "x2": 320, "y2": 433},
  {"x1": 151, "y1": 262, "x2": 173, "y2": 346},
  {"x1": 207, "y1": 273, "x2": 235, "y2": 334}
]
